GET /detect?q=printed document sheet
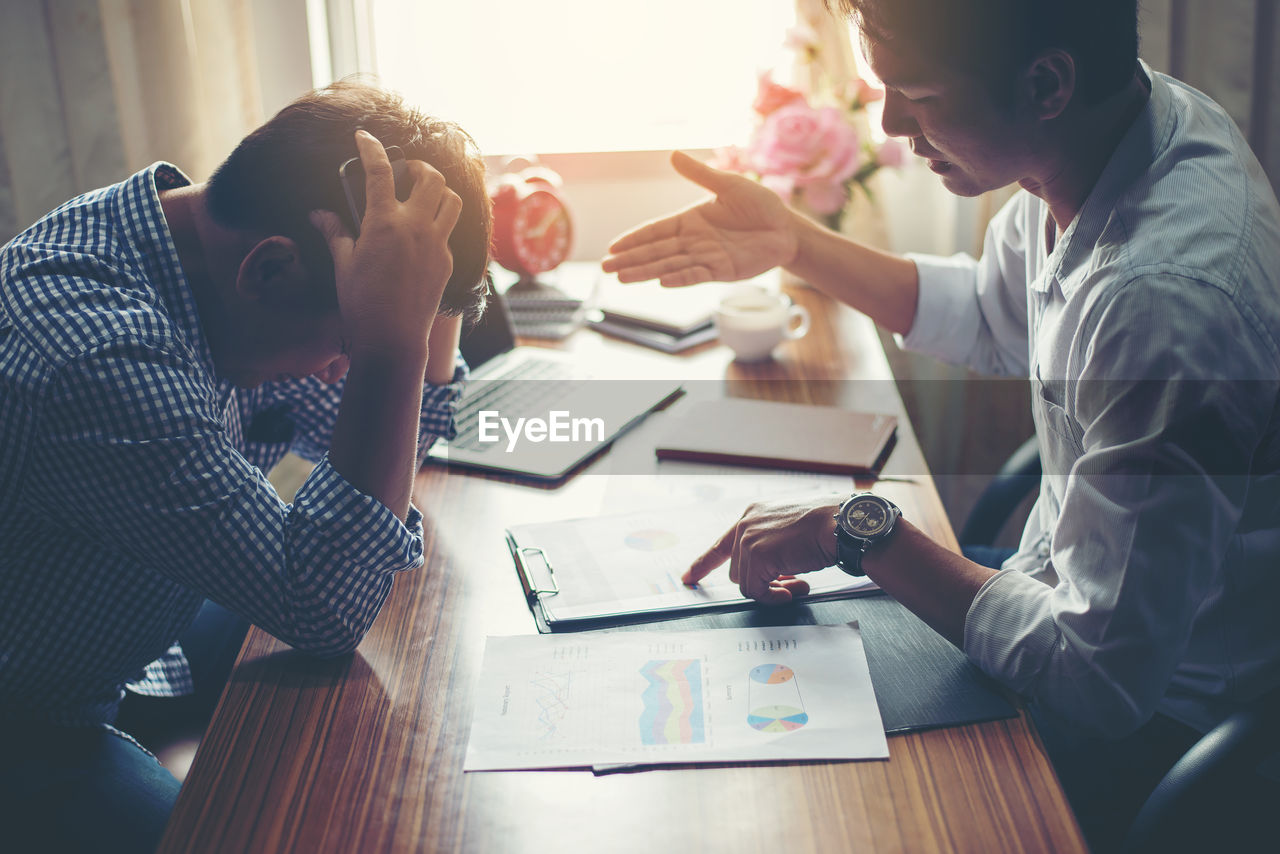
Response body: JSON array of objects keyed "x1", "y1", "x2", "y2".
[
  {"x1": 464, "y1": 624, "x2": 888, "y2": 770},
  {"x1": 509, "y1": 498, "x2": 878, "y2": 624}
]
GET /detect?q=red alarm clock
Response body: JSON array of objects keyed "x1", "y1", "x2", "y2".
[{"x1": 490, "y1": 165, "x2": 573, "y2": 281}]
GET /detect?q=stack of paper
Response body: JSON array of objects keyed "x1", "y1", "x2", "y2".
[
  {"x1": 464, "y1": 624, "x2": 888, "y2": 771},
  {"x1": 588, "y1": 270, "x2": 780, "y2": 353}
]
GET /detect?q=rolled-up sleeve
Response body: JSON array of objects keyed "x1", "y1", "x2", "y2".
[
  {"x1": 286, "y1": 456, "x2": 424, "y2": 652},
  {"x1": 279, "y1": 350, "x2": 467, "y2": 466},
  {"x1": 415, "y1": 352, "x2": 467, "y2": 467},
  {"x1": 897, "y1": 192, "x2": 1032, "y2": 378}
]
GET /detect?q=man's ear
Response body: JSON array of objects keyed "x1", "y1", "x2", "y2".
[
  {"x1": 235, "y1": 236, "x2": 309, "y2": 308},
  {"x1": 1022, "y1": 49, "x2": 1075, "y2": 121}
]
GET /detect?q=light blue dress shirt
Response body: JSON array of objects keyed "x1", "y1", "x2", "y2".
[{"x1": 901, "y1": 65, "x2": 1280, "y2": 736}]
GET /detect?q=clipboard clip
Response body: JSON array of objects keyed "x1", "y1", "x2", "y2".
[{"x1": 514, "y1": 545, "x2": 559, "y2": 601}]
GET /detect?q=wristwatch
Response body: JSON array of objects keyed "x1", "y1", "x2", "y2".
[{"x1": 833, "y1": 492, "x2": 901, "y2": 576}]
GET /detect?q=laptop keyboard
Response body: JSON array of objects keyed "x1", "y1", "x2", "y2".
[{"x1": 449, "y1": 357, "x2": 584, "y2": 452}]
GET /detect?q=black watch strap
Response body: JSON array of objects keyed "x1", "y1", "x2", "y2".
[{"x1": 835, "y1": 531, "x2": 868, "y2": 576}]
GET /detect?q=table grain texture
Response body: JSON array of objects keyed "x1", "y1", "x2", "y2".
[{"x1": 159, "y1": 287, "x2": 1085, "y2": 853}]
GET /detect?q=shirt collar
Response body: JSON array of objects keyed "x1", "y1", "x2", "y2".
[
  {"x1": 117, "y1": 162, "x2": 227, "y2": 394},
  {"x1": 1039, "y1": 61, "x2": 1171, "y2": 295}
]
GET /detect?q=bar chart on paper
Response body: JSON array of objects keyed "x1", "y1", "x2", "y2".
[{"x1": 463, "y1": 625, "x2": 888, "y2": 771}]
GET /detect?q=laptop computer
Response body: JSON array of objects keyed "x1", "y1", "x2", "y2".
[{"x1": 425, "y1": 292, "x2": 682, "y2": 481}]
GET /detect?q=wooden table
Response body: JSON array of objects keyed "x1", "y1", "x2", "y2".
[{"x1": 159, "y1": 287, "x2": 1086, "y2": 853}]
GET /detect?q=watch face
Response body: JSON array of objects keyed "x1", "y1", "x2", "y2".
[{"x1": 839, "y1": 495, "x2": 893, "y2": 538}]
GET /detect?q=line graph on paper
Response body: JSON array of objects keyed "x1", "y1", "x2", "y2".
[
  {"x1": 514, "y1": 660, "x2": 705, "y2": 754},
  {"x1": 529, "y1": 670, "x2": 573, "y2": 741}
]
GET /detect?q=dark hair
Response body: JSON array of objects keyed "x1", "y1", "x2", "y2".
[
  {"x1": 206, "y1": 79, "x2": 490, "y2": 322},
  {"x1": 829, "y1": 0, "x2": 1139, "y2": 106}
]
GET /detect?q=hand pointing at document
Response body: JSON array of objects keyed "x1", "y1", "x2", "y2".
[{"x1": 681, "y1": 497, "x2": 843, "y2": 605}]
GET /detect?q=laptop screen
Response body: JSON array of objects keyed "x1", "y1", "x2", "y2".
[{"x1": 458, "y1": 289, "x2": 517, "y2": 370}]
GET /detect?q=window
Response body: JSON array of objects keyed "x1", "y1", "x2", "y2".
[{"x1": 361, "y1": 1, "x2": 796, "y2": 155}]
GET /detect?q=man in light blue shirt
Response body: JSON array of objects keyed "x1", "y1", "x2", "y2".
[
  {"x1": 0, "y1": 82, "x2": 491, "y2": 851},
  {"x1": 604, "y1": 1, "x2": 1280, "y2": 848}
]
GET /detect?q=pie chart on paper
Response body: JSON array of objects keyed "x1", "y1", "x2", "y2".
[
  {"x1": 750, "y1": 664, "x2": 796, "y2": 684},
  {"x1": 747, "y1": 664, "x2": 808, "y2": 732},
  {"x1": 623, "y1": 529, "x2": 681, "y2": 552},
  {"x1": 747, "y1": 704, "x2": 809, "y2": 732}
]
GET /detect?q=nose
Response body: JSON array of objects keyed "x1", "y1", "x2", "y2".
[
  {"x1": 880, "y1": 90, "x2": 919, "y2": 139},
  {"x1": 316, "y1": 356, "x2": 350, "y2": 385}
]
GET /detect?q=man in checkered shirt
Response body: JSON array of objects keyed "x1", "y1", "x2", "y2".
[{"x1": 0, "y1": 81, "x2": 491, "y2": 851}]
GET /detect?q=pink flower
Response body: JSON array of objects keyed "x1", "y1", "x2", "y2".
[
  {"x1": 709, "y1": 144, "x2": 755, "y2": 174},
  {"x1": 783, "y1": 24, "x2": 820, "y2": 57},
  {"x1": 752, "y1": 72, "x2": 806, "y2": 117},
  {"x1": 749, "y1": 102, "x2": 861, "y2": 198},
  {"x1": 800, "y1": 181, "x2": 849, "y2": 216},
  {"x1": 852, "y1": 78, "x2": 884, "y2": 106},
  {"x1": 760, "y1": 173, "x2": 797, "y2": 199},
  {"x1": 876, "y1": 137, "x2": 908, "y2": 168}
]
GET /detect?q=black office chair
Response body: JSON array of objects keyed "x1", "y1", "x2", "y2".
[
  {"x1": 1122, "y1": 683, "x2": 1280, "y2": 853},
  {"x1": 964, "y1": 438, "x2": 1280, "y2": 853},
  {"x1": 958, "y1": 434, "x2": 1041, "y2": 547}
]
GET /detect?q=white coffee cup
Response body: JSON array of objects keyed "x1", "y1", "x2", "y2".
[{"x1": 713, "y1": 285, "x2": 811, "y2": 362}]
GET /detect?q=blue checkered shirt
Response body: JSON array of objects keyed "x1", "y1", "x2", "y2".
[{"x1": 0, "y1": 163, "x2": 464, "y2": 726}]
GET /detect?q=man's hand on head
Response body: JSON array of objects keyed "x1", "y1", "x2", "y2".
[
  {"x1": 311, "y1": 130, "x2": 461, "y2": 358},
  {"x1": 682, "y1": 496, "x2": 842, "y2": 604}
]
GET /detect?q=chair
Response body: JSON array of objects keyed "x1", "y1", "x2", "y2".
[
  {"x1": 958, "y1": 434, "x2": 1041, "y2": 547},
  {"x1": 1122, "y1": 683, "x2": 1280, "y2": 853},
  {"x1": 964, "y1": 437, "x2": 1280, "y2": 852}
]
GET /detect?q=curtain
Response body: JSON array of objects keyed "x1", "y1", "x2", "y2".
[
  {"x1": 0, "y1": 0, "x2": 265, "y2": 243},
  {"x1": 792, "y1": 0, "x2": 861, "y2": 97},
  {"x1": 1141, "y1": 0, "x2": 1280, "y2": 195}
]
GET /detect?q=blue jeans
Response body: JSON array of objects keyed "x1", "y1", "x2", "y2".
[
  {"x1": 960, "y1": 544, "x2": 1017, "y2": 571},
  {"x1": 0, "y1": 601, "x2": 247, "y2": 854},
  {"x1": 2, "y1": 725, "x2": 182, "y2": 854}
]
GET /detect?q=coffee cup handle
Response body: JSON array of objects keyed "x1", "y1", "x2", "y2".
[{"x1": 784, "y1": 304, "x2": 811, "y2": 340}]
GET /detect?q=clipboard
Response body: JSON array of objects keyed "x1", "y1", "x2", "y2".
[{"x1": 505, "y1": 499, "x2": 881, "y2": 633}]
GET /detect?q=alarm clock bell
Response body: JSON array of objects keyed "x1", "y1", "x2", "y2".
[{"x1": 489, "y1": 161, "x2": 584, "y2": 339}]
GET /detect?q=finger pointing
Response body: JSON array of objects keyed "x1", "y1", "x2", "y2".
[{"x1": 683, "y1": 524, "x2": 737, "y2": 586}]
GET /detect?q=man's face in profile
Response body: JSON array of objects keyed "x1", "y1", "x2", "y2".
[
  {"x1": 220, "y1": 299, "x2": 351, "y2": 390},
  {"x1": 863, "y1": 33, "x2": 1041, "y2": 198},
  {"x1": 252, "y1": 317, "x2": 351, "y2": 389}
]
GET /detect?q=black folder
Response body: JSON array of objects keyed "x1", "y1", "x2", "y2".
[{"x1": 596, "y1": 596, "x2": 1017, "y2": 735}]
